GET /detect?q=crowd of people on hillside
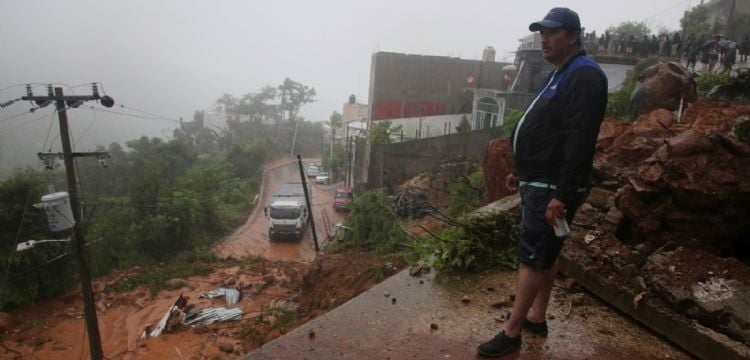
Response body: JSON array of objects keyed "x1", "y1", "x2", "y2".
[{"x1": 579, "y1": 29, "x2": 750, "y2": 75}]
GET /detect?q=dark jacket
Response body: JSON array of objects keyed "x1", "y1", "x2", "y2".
[{"x1": 511, "y1": 51, "x2": 608, "y2": 206}]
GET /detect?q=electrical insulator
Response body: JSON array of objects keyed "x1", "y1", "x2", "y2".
[
  {"x1": 66, "y1": 99, "x2": 84, "y2": 108},
  {"x1": 26, "y1": 84, "x2": 32, "y2": 97},
  {"x1": 100, "y1": 95, "x2": 114, "y2": 108},
  {"x1": 92, "y1": 83, "x2": 99, "y2": 98}
]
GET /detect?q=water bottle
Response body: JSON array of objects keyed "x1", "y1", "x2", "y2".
[{"x1": 553, "y1": 217, "x2": 570, "y2": 237}]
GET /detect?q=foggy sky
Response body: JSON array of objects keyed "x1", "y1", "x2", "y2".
[{"x1": 0, "y1": 0, "x2": 688, "y2": 174}]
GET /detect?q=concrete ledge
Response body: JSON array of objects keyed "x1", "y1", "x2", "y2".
[{"x1": 559, "y1": 254, "x2": 750, "y2": 360}]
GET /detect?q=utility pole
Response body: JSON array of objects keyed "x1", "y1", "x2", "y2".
[
  {"x1": 21, "y1": 85, "x2": 114, "y2": 360},
  {"x1": 297, "y1": 155, "x2": 320, "y2": 252},
  {"x1": 346, "y1": 136, "x2": 354, "y2": 189},
  {"x1": 345, "y1": 124, "x2": 350, "y2": 188}
]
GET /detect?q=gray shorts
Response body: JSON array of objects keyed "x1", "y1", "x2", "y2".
[{"x1": 518, "y1": 186, "x2": 584, "y2": 270}]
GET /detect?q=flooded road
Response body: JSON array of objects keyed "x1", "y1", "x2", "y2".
[{"x1": 213, "y1": 158, "x2": 346, "y2": 263}]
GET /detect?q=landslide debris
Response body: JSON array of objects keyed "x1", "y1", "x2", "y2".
[{"x1": 483, "y1": 90, "x2": 750, "y2": 351}]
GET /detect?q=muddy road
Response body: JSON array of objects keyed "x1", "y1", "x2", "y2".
[
  {"x1": 0, "y1": 158, "x2": 358, "y2": 360},
  {"x1": 213, "y1": 158, "x2": 347, "y2": 263}
]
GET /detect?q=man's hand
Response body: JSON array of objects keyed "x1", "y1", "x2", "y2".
[
  {"x1": 505, "y1": 173, "x2": 518, "y2": 192},
  {"x1": 545, "y1": 198, "x2": 566, "y2": 226}
]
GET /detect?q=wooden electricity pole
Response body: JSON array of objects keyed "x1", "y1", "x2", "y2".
[
  {"x1": 22, "y1": 85, "x2": 113, "y2": 360},
  {"x1": 297, "y1": 155, "x2": 320, "y2": 253},
  {"x1": 54, "y1": 87, "x2": 103, "y2": 360}
]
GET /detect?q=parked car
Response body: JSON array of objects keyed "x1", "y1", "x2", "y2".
[
  {"x1": 314, "y1": 172, "x2": 329, "y2": 184},
  {"x1": 306, "y1": 165, "x2": 319, "y2": 178},
  {"x1": 333, "y1": 187, "x2": 354, "y2": 211}
]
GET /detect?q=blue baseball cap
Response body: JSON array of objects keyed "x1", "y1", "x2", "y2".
[{"x1": 529, "y1": 7, "x2": 581, "y2": 32}]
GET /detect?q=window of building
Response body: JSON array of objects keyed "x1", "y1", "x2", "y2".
[{"x1": 475, "y1": 97, "x2": 499, "y2": 129}]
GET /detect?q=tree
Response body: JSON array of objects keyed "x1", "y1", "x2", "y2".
[
  {"x1": 682, "y1": 3, "x2": 750, "y2": 40},
  {"x1": 456, "y1": 115, "x2": 471, "y2": 132},
  {"x1": 236, "y1": 86, "x2": 278, "y2": 123},
  {"x1": 278, "y1": 78, "x2": 316, "y2": 123},
  {"x1": 681, "y1": 5, "x2": 712, "y2": 38},
  {"x1": 606, "y1": 21, "x2": 651, "y2": 40},
  {"x1": 370, "y1": 120, "x2": 401, "y2": 144},
  {"x1": 323, "y1": 143, "x2": 346, "y2": 181},
  {"x1": 216, "y1": 93, "x2": 239, "y2": 120},
  {"x1": 326, "y1": 111, "x2": 343, "y2": 159},
  {"x1": 0, "y1": 170, "x2": 77, "y2": 309}
]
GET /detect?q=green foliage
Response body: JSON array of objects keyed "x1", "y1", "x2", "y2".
[
  {"x1": 606, "y1": 81, "x2": 636, "y2": 121},
  {"x1": 112, "y1": 258, "x2": 212, "y2": 294},
  {"x1": 259, "y1": 305, "x2": 299, "y2": 330},
  {"x1": 681, "y1": 5, "x2": 711, "y2": 39},
  {"x1": 322, "y1": 143, "x2": 346, "y2": 181},
  {"x1": 328, "y1": 191, "x2": 408, "y2": 254},
  {"x1": 2, "y1": 80, "x2": 325, "y2": 309},
  {"x1": 448, "y1": 170, "x2": 486, "y2": 218},
  {"x1": 408, "y1": 211, "x2": 520, "y2": 272},
  {"x1": 0, "y1": 171, "x2": 77, "y2": 309},
  {"x1": 502, "y1": 109, "x2": 523, "y2": 138},
  {"x1": 370, "y1": 120, "x2": 401, "y2": 144},
  {"x1": 278, "y1": 78, "x2": 316, "y2": 124},
  {"x1": 606, "y1": 57, "x2": 660, "y2": 121},
  {"x1": 606, "y1": 21, "x2": 652, "y2": 39},
  {"x1": 695, "y1": 72, "x2": 732, "y2": 93},
  {"x1": 455, "y1": 115, "x2": 471, "y2": 132},
  {"x1": 226, "y1": 139, "x2": 271, "y2": 180},
  {"x1": 681, "y1": 4, "x2": 750, "y2": 40},
  {"x1": 733, "y1": 116, "x2": 750, "y2": 145}
]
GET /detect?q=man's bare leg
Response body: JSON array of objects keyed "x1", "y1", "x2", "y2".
[
  {"x1": 527, "y1": 258, "x2": 559, "y2": 323},
  {"x1": 502, "y1": 263, "x2": 548, "y2": 337}
]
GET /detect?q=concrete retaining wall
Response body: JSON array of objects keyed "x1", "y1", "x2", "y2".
[{"x1": 366, "y1": 127, "x2": 502, "y2": 189}]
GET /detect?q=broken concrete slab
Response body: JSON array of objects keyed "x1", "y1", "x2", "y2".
[
  {"x1": 643, "y1": 247, "x2": 750, "y2": 345},
  {"x1": 559, "y1": 252, "x2": 750, "y2": 360}
]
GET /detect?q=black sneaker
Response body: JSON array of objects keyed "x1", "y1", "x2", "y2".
[
  {"x1": 522, "y1": 318, "x2": 548, "y2": 337},
  {"x1": 477, "y1": 331, "x2": 522, "y2": 357}
]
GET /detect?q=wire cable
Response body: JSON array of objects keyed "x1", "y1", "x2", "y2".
[
  {"x1": 1, "y1": 110, "x2": 58, "y2": 290},
  {"x1": 118, "y1": 104, "x2": 182, "y2": 124},
  {"x1": 80, "y1": 106, "x2": 180, "y2": 125},
  {"x1": 75, "y1": 108, "x2": 97, "y2": 145},
  {"x1": 0, "y1": 110, "x2": 32, "y2": 123},
  {"x1": 0, "y1": 108, "x2": 56, "y2": 135},
  {"x1": 641, "y1": 0, "x2": 690, "y2": 23},
  {"x1": 42, "y1": 108, "x2": 58, "y2": 152}
]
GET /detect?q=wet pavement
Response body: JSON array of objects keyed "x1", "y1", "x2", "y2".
[
  {"x1": 214, "y1": 159, "x2": 345, "y2": 263},
  {"x1": 243, "y1": 268, "x2": 693, "y2": 359}
]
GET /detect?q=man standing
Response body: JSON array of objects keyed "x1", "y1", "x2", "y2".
[{"x1": 478, "y1": 7, "x2": 607, "y2": 358}]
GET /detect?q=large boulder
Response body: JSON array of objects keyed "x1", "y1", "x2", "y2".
[
  {"x1": 483, "y1": 138, "x2": 515, "y2": 202},
  {"x1": 629, "y1": 62, "x2": 696, "y2": 120}
]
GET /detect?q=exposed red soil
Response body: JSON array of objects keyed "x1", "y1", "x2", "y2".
[
  {"x1": 483, "y1": 95, "x2": 750, "y2": 348},
  {"x1": 0, "y1": 157, "x2": 403, "y2": 359},
  {"x1": 0, "y1": 250, "x2": 404, "y2": 359}
]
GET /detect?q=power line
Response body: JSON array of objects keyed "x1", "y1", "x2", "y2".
[
  {"x1": 0, "y1": 108, "x2": 56, "y2": 134},
  {"x1": 80, "y1": 106, "x2": 180, "y2": 125},
  {"x1": 641, "y1": 0, "x2": 691, "y2": 23},
  {"x1": 75, "y1": 107, "x2": 97, "y2": 144},
  {"x1": 0, "y1": 110, "x2": 31, "y2": 123},
  {"x1": 119, "y1": 104, "x2": 182, "y2": 123}
]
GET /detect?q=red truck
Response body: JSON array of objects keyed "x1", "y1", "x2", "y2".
[{"x1": 333, "y1": 187, "x2": 354, "y2": 211}]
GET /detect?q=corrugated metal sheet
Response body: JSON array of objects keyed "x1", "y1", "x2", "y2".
[
  {"x1": 201, "y1": 288, "x2": 241, "y2": 305},
  {"x1": 184, "y1": 307, "x2": 242, "y2": 326}
]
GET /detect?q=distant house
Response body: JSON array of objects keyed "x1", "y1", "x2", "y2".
[{"x1": 367, "y1": 49, "x2": 512, "y2": 141}]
